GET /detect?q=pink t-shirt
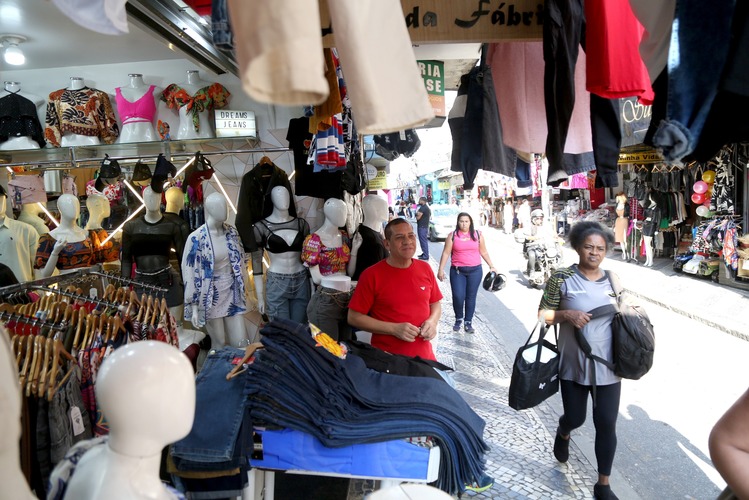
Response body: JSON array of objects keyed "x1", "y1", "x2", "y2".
[{"x1": 451, "y1": 231, "x2": 481, "y2": 267}]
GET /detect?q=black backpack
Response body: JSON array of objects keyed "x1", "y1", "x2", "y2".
[{"x1": 574, "y1": 272, "x2": 655, "y2": 401}]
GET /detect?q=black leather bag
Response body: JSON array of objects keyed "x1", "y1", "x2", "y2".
[{"x1": 508, "y1": 322, "x2": 559, "y2": 411}]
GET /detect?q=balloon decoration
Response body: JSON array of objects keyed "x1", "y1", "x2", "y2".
[
  {"x1": 692, "y1": 181, "x2": 708, "y2": 194},
  {"x1": 696, "y1": 205, "x2": 709, "y2": 217},
  {"x1": 702, "y1": 170, "x2": 716, "y2": 184},
  {"x1": 691, "y1": 192, "x2": 705, "y2": 204}
]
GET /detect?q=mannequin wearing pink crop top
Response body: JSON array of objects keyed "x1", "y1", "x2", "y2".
[{"x1": 115, "y1": 74, "x2": 158, "y2": 143}]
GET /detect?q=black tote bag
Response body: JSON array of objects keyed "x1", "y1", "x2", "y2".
[{"x1": 508, "y1": 322, "x2": 560, "y2": 411}]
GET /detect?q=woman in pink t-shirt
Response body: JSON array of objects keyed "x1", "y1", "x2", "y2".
[{"x1": 437, "y1": 213, "x2": 497, "y2": 333}]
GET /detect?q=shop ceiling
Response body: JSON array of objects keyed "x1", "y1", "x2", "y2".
[{"x1": 0, "y1": 0, "x2": 539, "y2": 89}]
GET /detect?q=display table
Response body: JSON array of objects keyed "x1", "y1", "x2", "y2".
[{"x1": 241, "y1": 428, "x2": 441, "y2": 500}]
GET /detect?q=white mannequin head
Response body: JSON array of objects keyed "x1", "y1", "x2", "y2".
[
  {"x1": 57, "y1": 194, "x2": 80, "y2": 221},
  {"x1": 97, "y1": 341, "x2": 195, "y2": 456},
  {"x1": 165, "y1": 187, "x2": 184, "y2": 213},
  {"x1": 362, "y1": 196, "x2": 388, "y2": 225},
  {"x1": 323, "y1": 198, "x2": 347, "y2": 228},
  {"x1": 143, "y1": 186, "x2": 161, "y2": 213},
  {"x1": 204, "y1": 192, "x2": 228, "y2": 224},
  {"x1": 270, "y1": 186, "x2": 290, "y2": 211},
  {"x1": 87, "y1": 194, "x2": 110, "y2": 217}
]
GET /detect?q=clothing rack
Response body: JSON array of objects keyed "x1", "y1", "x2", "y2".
[
  {"x1": 0, "y1": 266, "x2": 103, "y2": 297},
  {"x1": 90, "y1": 271, "x2": 167, "y2": 294},
  {"x1": 0, "y1": 310, "x2": 67, "y2": 332},
  {"x1": 26, "y1": 286, "x2": 121, "y2": 310}
]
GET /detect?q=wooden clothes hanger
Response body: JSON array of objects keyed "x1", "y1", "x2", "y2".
[
  {"x1": 47, "y1": 339, "x2": 78, "y2": 401},
  {"x1": 226, "y1": 342, "x2": 264, "y2": 380}
]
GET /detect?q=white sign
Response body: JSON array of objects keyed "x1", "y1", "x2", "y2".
[{"x1": 215, "y1": 110, "x2": 257, "y2": 138}]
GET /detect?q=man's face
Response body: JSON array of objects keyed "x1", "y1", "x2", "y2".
[{"x1": 385, "y1": 223, "x2": 417, "y2": 260}]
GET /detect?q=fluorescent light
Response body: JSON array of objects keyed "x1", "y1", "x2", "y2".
[
  {"x1": 101, "y1": 205, "x2": 145, "y2": 246},
  {"x1": 210, "y1": 173, "x2": 237, "y2": 214},
  {"x1": 122, "y1": 179, "x2": 144, "y2": 203},
  {"x1": 37, "y1": 202, "x2": 59, "y2": 227}
]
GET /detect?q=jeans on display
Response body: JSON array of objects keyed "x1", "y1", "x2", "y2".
[
  {"x1": 306, "y1": 285, "x2": 352, "y2": 341},
  {"x1": 449, "y1": 265, "x2": 482, "y2": 324},
  {"x1": 171, "y1": 347, "x2": 251, "y2": 467},
  {"x1": 245, "y1": 319, "x2": 490, "y2": 495},
  {"x1": 48, "y1": 366, "x2": 92, "y2": 464},
  {"x1": 265, "y1": 269, "x2": 310, "y2": 324},
  {"x1": 651, "y1": 0, "x2": 737, "y2": 163},
  {"x1": 417, "y1": 226, "x2": 429, "y2": 258},
  {"x1": 211, "y1": 0, "x2": 233, "y2": 50},
  {"x1": 135, "y1": 267, "x2": 184, "y2": 308}
]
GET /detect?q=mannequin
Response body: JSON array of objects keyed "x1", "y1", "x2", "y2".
[
  {"x1": 614, "y1": 193, "x2": 629, "y2": 260},
  {"x1": 60, "y1": 341, "x2": 195, "y2": 500},
  {"x1": 302, "y1": 198, "x2": 352, "y2": 340},
  {"x1": 0, "y1": 326, "x2": 35, "y2": 499},
  {"x1": 641, "y1": 194, "x2": 660, "y2": 268},
  {"x1": 183, "y1": 193, "x2": 249, "y2": 348},
  {"x1": 161, "y1": 70, "x2": 230, "y2": 140},
  {"x1": 348, "y1": 196, "x2": 389, "y2": 280},
  {"x1": 251, "y1": 186, "x2": 311, "y2": 322},
  {"x1": 0, "y1": 81, "x2": 45, "y2": 151},
  {"x1": 63, "y1": 77, "x2": 100, "y2": 147},
  {"x1": 0, "y1": 190, "x2": 38, "y2": 282},
  {"x1": 165, "y1": 186, "x2": 185, "y2": 214},
  {"x1": 17, "y1": 202, "x2": 50, "y2": 236},
  {"x1": 121, "y1": 186, "x2": 188, "y2": 315},
  {"x1": 115, "y1": 74, "x2": 158, "y2": 143},
  {"x1": 85, "y1": 194, "x2": 111, "y2": 230},
  {"x1": 36, "y1": 194, "x2": 94, "y2": 278},
  {"x1": 86, "y1": 194, "x2": 120, "y2": 265}
]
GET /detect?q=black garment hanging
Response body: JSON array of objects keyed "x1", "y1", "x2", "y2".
[{"x1": 0, "y1": 91, "x2": 46, "y2": 147}]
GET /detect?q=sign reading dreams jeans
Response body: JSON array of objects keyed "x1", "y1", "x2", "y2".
[{"x1": 619, "y1": 97, "x2": 652, "y2": 148}]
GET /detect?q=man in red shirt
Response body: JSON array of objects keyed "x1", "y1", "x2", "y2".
[{"x1": 348, "y1": 218, "x2": 442, "y2": 360}]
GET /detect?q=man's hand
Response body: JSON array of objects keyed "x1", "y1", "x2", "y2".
[
  {"x1": 419, "y1": 319, "x2": 438, "y2": 340},
  {"x1": 565, "y1": 310, "x2": 592, "y2": 329},
  {"x1": 390, "y1": 322, "x2": 421, "y2": 342}
]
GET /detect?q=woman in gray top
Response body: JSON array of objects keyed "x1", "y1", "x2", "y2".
[{"x1": 538, "y1": 221, "x2": 621, "y2": 500}]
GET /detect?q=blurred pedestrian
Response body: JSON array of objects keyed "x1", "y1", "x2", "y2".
[
  {"x1": 709, "y1": 386, "x2": 749, "y2": 499},
  {"x1": 437, "y1": 213, "x2": 497, "y2": 334},
  {"x1": 415, "y1": 197, "x2": 431, "y2": 260}
]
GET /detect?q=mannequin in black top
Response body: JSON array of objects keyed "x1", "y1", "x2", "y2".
[
  {"x1": 641, "y1": 193, "x2": 660, "y2": 267},
  {"x1": 348, "y1": 196, "x2": 389, "y2": 280},
  {"x1": 121, "y1": 186, "x2": 188, "y2": 311}
]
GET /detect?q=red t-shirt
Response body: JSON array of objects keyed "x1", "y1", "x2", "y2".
[{"x1": 348, "y1": 259, "x2": 442, "y2": 360}]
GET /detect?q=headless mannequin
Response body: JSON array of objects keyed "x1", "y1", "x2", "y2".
[
  {"x1": 0, "y1": 326, "x2": 35, "y2": 499},
  {"x1": 40, "y1": 194, "x2": 89, "y2": 278},
  {"x1": 252, "y1": 186, "x2": 309, "y2": 317},
  {"x1": 642, "y1": 196, "x2": 657, "y2": 267},
  {"x1": 309, "y1": 198, "x2": 350, "y2": 290},
  {"x1": 188, "y1": 193, "x2": 248, "y2": 348},
  {"x1": 18, "y1": 203, "x2": 50, "y2": 236},
  {"x1": 0, "y1": 81, "x2": 44, "y2": 151},
  {"x1": 62, "y1": 341, "x2": 195, "y2": 500},
  {"x1": 347, "y1": 196, "x2": 388, "y2": 278},
  {"x1": 165, "y1": 187, "x2": 184, "y2": 214},
  {"x1": 85, "y1": 194, "x2": 111, "y2": 230},
  {"x1": 61, "y1": 77, "x2": 101, "y2": 147},
  {"x1": 174, "y1": 70, "x2": 215, "y2": 140},
  {"x1": 615, "y1": 194, "x2": 629, "y2": 260},
  {"x1": 116, "y1": 74, "x2": 158, "y2": 143}
]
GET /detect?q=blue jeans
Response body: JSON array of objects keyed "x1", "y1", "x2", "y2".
[
  {"x1": 449, "y1": 265, "x2": 482, "y2": 323},
  {"x1": 171, "y1": 347, "x2": 250, "y2": 466},
  {"x1": 265, "y1": 269, "x2": 310, "y2": 323},
  {"x1": 652, "y1": 0, "x2": 736, "y2": 162},
  {"x1": 306, "y1": 285, "x2": 352, "y2": 341},
  {"x1": 417, "y1": 226, "x2": 429, "y2": 258},
  {"x1": 211, "y1": 0, "x2": 233, "y2": 50}
]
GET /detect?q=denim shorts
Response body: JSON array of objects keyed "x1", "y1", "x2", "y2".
[{"x1": 265, "y1": 269, "x2": 311, "y2": 324}]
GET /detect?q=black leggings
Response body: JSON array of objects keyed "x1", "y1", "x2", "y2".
[{"x1": 558, "y1": 380, "x2": 621, "y2": 476}]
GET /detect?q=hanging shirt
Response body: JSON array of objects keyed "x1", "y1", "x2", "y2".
[
  {"x1": 0, "y1": 217, "x2": 38, "y2": 281},
  {"x1": 44, "y1": 87, "x2": 120, "y2": 147},
  {"x1": 0, "y1": 91, "x2": 46, "y2": 147},
  {"x1": 160, "y1": 83, "x2": 230, "y2": 133}
]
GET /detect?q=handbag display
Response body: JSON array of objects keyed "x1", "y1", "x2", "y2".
[{"x1": 508, "y1": 321, "x2": 560, "y2": 411}]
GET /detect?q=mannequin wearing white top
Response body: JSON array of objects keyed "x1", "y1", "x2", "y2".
[
  {"x1": 347, "y1": 195, "x2": 388, "y2": 278},
  {"x1": 62, "y1": 341, "x2": 195, "y2": 500},
  {"x1": 165, "y1": 187, "x2": 184, "y2": 214},
  {"x1": 116, "y1": 74, "x2": 158, "y2": 143},
  {"x1": 40, "y1": 194, "x2": 89, "y2": 278},
  {"x1": 174, "y1": 70, "x2": 215, "y2": 140},
  {"x1": 0, "y1": 326, "x2": 35, "y2": 500},
  {"x1": 85, "y1": 194, "x2": 111, "y2": 230},
  {"x1": 18, "y1": 203, "x2": 50, "y2": 236},
  {"x1": 309, "y1": 198, "x2": 350, "y2": 289},
  {"x1": 0, "y1": 81, "x2": 44, "y2": 151},
  {"x1": 252, "y1": 186, "x2": 309, "y2": 318},
  {"x1": 188, "y1": 194, "x2": 248, "y2": 348},
  {"x1": 0, "y1": 195, "x2": 38, "y2": 282},
  {"x1": 61, "y1": 77, "x2": 102, "y2": 147},
  {"x1": 642, "y1": 197, "x2": 657, "y2": 267}
]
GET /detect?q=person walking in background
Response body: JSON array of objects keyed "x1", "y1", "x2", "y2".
[
  {"x1": 415, "y1": 196, "x2": 431, "y2": 260},
  {"x1": 437, "y1": 213, "x2": 497, "y2": 334},
  {"x1": 517, "y1": 198, "x2": 531, "y2": 229},
  {"x1": 503, "y1": 199, "x2": 514, "y2": 234},
  {"x1": 538, "y1": 221, "x2": 621, "y2": 500}
]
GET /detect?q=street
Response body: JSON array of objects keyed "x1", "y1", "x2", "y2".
[{"x1": 420, "y1": 224, "x2": 749, "y2": 499}]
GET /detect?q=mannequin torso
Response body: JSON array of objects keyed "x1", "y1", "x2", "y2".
[
  {"x1": 162, "y1": 70, "x2": 229, "y2": 140},
  {"x1": 303, "y1": 198, "x2": 350, "y2": 285},
  {"x1": 348, "y1": 196, "x2": 388, "y2": 279},
  {"x1": 0, "y1": 81, "x2": 45, "y2": 151},
  {"x1": 60, "y1": 77, "x2": 101, "y2": 147},
  {"x1": 37, "y1": 194, "x2": 91, "y2": 277},
  {"x1": 116, "y1": 74, "x2": 158, "y2": 143}
]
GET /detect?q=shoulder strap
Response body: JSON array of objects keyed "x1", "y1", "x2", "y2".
[{"x1": 605, "y1": 270, "x2": 623, "y2": 298}]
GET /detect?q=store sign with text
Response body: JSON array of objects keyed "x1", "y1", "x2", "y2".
[
  {"x1": 419, "y1": 60, "x2": 445, "y2": 119},
  {"x1": 215, "y1": 110, "x2": 257, "y2": 138},
  {"x1": 618, "y1": 97, "x2": 651, "y2": 148},
  {"x1": 320, "y1": 0, "x2": 543, "y2": 46},
  {"x1": 367, "y1": 169, "x2": 389, "y2": 190}
]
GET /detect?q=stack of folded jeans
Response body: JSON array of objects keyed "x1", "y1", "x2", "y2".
[{"x1": 247, "y1": 319, "x2": 490, "y2": 495}]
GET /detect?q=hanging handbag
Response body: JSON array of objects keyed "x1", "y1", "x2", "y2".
[{"x1": 508, "y1": 321, "x2": 560, "y2": 411}]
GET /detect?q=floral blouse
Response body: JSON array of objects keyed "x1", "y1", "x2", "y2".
[
  {"x1": 161, "y1": 83, "x2": 230, "y2": 133},
  {"x1": 44, "y1": 87, "x2": 119, "y2": 147},
  {"x1": 301, "y1": 231, "x2": 351, "y2": 276},
  {"x1": 35, "y1": 234, "x2": 96, "y2": 270},
  {"x1": 86, "y1": 179, "x2": 122, "y2": 204}
]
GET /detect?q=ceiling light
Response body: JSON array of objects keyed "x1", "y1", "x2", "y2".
[{"x1": 1, "y1": 35, "x2": 27, "y2": 66}]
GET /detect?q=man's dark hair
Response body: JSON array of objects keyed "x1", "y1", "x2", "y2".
[
  {"x1": 384, "y1": 218, "x2": 410, "y2": 240},
  {"x1": 568, "y1": 221, "x2": 615, "y2": 252},
  {"x1": 419, "y1": 197, "x2": 427, "y2": 203}
]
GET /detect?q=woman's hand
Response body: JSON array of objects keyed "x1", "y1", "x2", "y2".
[{"x1": 437, "y1": 269, "x2": 446, "y2": 281}]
